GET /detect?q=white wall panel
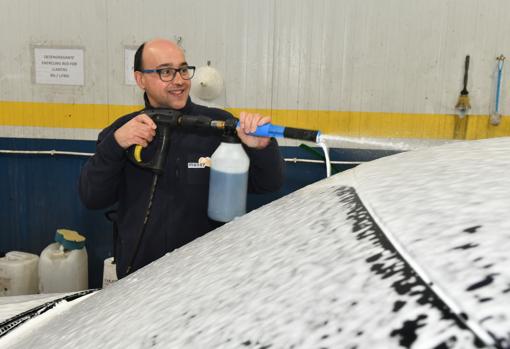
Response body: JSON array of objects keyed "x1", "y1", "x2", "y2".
[
  {"x1": 1, "y1": 0, "x2": 510, "y2": 115},
  {"x1": 0, "y1": 0, "x2": 109, "y2": 104}
]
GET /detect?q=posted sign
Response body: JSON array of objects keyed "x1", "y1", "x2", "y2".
[
  {"x1": 34, "y1": 48, "x2": 84, "y2": 85},
  {"x1": 124, "y1": 48, "x2": 136, "y2": 85}
]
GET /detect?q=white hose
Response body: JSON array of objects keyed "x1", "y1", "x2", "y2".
[{"x1": 317, "y1": 140, "x2": 332, "y2": 178}]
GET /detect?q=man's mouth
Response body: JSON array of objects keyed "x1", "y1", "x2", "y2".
[{"x1": 168, "y1": 89, "x2": 185, "y2": 96}]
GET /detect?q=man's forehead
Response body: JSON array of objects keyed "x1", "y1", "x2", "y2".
[{"x1": 144, "y1": 41, "x2": 186, "y2": 66}]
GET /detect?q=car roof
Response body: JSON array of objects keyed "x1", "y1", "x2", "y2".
[
  {"x1": 2, "y1": 137, "x2": 509, "y2": 348},
  {"x1": 348, "y1": 136, "x2": 510, "y2": 345}
]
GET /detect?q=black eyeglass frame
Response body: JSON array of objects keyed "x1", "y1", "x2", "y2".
[{"x1": 140, "y1": 66, "x2": 196, "y2": 82}]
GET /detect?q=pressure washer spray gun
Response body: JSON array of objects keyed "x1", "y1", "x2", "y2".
[
  {"x1": 124, "y1": 108, "x2": 321, "y2": 275},
  {"x1": 128, "y1": 108, "x2": 321, "y2": 172}
]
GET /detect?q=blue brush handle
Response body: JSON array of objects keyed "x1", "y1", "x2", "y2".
[{"x1": 495, "y1": 60, "x2": 504, "y2": 114}]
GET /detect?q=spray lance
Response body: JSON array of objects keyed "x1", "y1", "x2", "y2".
[{"x1": 124, "y1": 108, "x2": 321, "y2": 274}]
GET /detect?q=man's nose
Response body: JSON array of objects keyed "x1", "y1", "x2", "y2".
[{"x1": 172, "y1": 71, "x2": 184, "y2": 84}]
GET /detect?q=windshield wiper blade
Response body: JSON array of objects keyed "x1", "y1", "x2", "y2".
[{"x1": 0, "y1": 289, "x2": 97, "y2": 338}]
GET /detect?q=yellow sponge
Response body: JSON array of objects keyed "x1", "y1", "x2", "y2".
[{"x1": 55, "y1": 229, "x2": 86, "y2": 250}]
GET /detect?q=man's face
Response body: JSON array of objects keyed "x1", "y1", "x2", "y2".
[{"x1": 135, "y1": 40, "x2": 191, "y2": 109}]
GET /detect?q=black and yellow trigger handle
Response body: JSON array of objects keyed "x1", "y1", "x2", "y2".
[{"x1": 133, "y1": 145, "x2": 143, "y2": 163}]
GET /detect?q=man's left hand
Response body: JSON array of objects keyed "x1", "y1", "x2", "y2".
[{"x1": 236, "y1": 111, "x2": 272, "y2": 149}]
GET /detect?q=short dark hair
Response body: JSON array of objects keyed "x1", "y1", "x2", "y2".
[{"x1": 134, "y1": 42, "x2": 145, "y2": 72}]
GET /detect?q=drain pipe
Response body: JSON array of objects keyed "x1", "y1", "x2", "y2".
[
  {"x1": 285, "y1": 158, "x2": 362, "y2": 165},
  {"x1": 0, "y1": 150, "x2": 93, "y2": 156},
  {"x1": 0, "y1": 150, "x2": 363, "y2": 178}
]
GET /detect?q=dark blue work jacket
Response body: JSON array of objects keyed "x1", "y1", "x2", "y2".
[{"x1": 79, "y1": 98, "x2": 285, "y2": 278}]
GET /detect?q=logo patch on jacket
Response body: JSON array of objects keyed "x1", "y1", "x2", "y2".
[{"x1": 188, "y1": 157, "x2": 211, "y2": 168}]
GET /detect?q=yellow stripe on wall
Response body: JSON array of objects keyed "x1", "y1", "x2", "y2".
[
  {"x1": 1, "y1": 100, "x2": 509, "y2": 140},
  {"x1": 0, "y1": 101, "x2": 141, "y2": 129}
]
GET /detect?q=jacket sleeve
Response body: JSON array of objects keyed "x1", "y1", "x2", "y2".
[
  {"x1": 245, "y1": 138, "x2": 285, "y2": 194},
  {"x1": 79, "y1": 126, "x2": 128, "y2": 209}
]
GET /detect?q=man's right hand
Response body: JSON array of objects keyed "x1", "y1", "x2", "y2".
[{"x1": 114, "y1": 114, "x2": 157, "y2": 149}]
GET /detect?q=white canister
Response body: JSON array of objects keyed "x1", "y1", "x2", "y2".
[
  {"x1": 38, "y1": 243, "x2": 88, "y2": 293},
  {"x1": 102, "y1": 257, "x2": 118, "y2": 288},
  {"x1": 0, "y1": 251, "x2": 39, "y2": 296}
]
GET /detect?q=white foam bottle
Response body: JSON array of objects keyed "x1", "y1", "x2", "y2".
[{"x1": 208, "y1": 132, "x2": 250, "y2": 222}]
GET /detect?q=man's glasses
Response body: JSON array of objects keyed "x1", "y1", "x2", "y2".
[{"x1": 141, "y1": 66, "x2": 196, "y2": 82}]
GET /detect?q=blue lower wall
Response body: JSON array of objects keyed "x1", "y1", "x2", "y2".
[{"x1": 0, "y1": 137, "x2": 397, "y2": 288}]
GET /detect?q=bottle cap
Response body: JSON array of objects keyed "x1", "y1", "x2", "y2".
[{"x1": 221, "y1": 127, "x2": 241, "y2": 143}]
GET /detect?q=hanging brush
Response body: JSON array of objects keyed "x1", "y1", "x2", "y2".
[
  {"x1": 490, "y1": 54, "x2": 505, "y2": 126},
  {"x1": 455, "y1": 55, "x2": 471, "y2": 117}
]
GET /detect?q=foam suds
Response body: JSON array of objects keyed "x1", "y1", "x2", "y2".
[{"x1": 317, "y1": 134, "x2": 457, "y2": 151}]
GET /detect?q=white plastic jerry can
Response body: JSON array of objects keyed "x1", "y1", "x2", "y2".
[
  {"x1": 38, "y1": 229, "x2": 88, "y2": 294},
  {"x1": 0, "y1": 251, "x2": 39, "y2": 296}
]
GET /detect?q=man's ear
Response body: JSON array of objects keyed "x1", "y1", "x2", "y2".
[{"x1": 134, "y1": 71, "x2": 145, "y2": 90}]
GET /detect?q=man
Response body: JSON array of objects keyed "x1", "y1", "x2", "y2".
[{"x1": 79, "y1": 38, "x2": 284, "y2": 278}]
